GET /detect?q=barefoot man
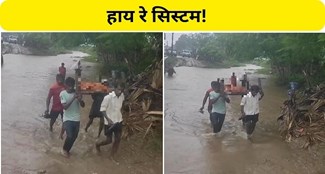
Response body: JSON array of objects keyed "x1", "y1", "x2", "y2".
[
  {"x1": 96, "y1": 83, "x2": 125, "y2": 164},
  {"x1": 60, "y1": 77, "x2": 85, "y2": 157},
  {"x1": 45, "y1": 74, "x2": 65, "y2": 136}
]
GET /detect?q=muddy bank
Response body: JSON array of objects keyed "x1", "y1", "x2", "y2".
[
  {"x1": 166, "y1": 57, "x2": 242, "y2": 69},
  {"x1": 165, "y1": 57, "x2": 205, "y2": 68},
  {"x1": 2, "y1": 42, "x2": 32, "y2": 55},
  {"x1": 174, "y1": 57, "x2": 205, "y2": 67}
]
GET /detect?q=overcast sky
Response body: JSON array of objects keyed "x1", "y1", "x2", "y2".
[{"x1": 164, "y1": 33, "x2": 187, "y2": 46}]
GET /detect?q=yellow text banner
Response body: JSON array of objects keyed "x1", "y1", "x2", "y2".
[{"x1": 0, "y1": 0, "x2": 325, "y2": 31}]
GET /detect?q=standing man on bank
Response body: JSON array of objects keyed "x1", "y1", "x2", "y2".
[
  {"x1": 59, "y1": 63, "x2": 66, "y2": 80},
  {"x1": 231, "y1": 72, "x2": 237, "y2": 87}
]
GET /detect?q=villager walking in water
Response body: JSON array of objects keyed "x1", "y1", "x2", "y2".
[
  {"x1": 60, "y1": 77, "x2": 85, "y2": 157},
  {"x1": 209, "y1": 81, "x2": 230, "y2": 134},
  {"x1": 45, "y1": 74, "x2": 65, "y2": 137},
  {"x1": 96, "y1": 83, "x2": 125, "y2": 164},
  {"x1": 240, "y1": 85, "x2": 264, "y2": 139}
]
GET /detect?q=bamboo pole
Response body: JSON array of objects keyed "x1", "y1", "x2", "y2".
[{"x1": 75, "y1": 60, "x2": 82, "y2": 93}]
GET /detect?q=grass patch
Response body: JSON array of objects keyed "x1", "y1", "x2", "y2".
[
  {"x1": 143, "y1": 131, "x2": 162, "y2": 153},
  {"x1": 74, "y1": 45, "x2": 96, "y2": 54},
  {"x1": 82, "y1": 55, "x2": 98, "y2": 63},
  {"x1": 256, "y1": 67, "x2": 271, "y2": 75}
]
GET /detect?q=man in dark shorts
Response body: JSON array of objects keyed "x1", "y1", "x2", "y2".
[
  {"x1": 46, "y1": 74, "x2": 65, "y2": 133},
  {"x1": 95, "y1": 84, "x2": 125, "y2": 164},
  {"x1": 85, "y1": 92, "x2": 106, "y2": 138},
  {"x1": 240, "y1": 85, "x2": 264, "y2": 139}
]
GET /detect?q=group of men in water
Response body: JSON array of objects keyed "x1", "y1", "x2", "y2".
[
  {"x1": 45, "y1": 62, "x2": 124, "y2": 164},
  {"x1": 200, "y1": 72, "x2": 264, "y2": 139}
]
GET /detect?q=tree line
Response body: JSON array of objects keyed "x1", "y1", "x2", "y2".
[
  {"x1": 174, "y1": 33, "x2": 325, "y2": 85},
  {"x1": 3, "y1": 33, "x2": 162, "y2": 76}
]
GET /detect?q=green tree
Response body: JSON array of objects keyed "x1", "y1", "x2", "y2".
[
  {"x1": 93, "y1": 33, "x2": 162, "y2": 76},
  {"x1": 174, "y1": 33, "x2": 325, "y2": 85}
]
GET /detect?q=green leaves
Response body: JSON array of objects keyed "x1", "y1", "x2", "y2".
[{"x1": 93, "y1": 33, "x2": 162, "y2": 75}]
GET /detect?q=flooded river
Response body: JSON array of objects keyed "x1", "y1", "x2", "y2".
[
  {"x1": 164, "y1": 65, "x2": 325, "y2": 174},
  {"x1": 1, "y1": 52, "x2": 161, "y2": 174}
]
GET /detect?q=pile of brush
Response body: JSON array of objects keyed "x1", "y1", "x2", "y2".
[
  {"x1": 122, "y1": 58, "x2": 163, "y2": 141},
  {"x1": 278, "y1": 84, "x2": 325, "y2": 148}
]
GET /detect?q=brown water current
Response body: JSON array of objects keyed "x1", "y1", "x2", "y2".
[
  {"x1": 2, "y1": 52, "x2": 161, "y2": 174},
  {"x1": 164, "y1": 65, "x2": 325, "y2": 174}
]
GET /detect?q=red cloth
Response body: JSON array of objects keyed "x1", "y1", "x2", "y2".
[
  {"x1": 207, "y1": 88, "x2": 214, "y2": 93},
  {"x1": 59, "y1": 66, "x2": 66, "y2": 76},
  {"x1": 207, "y1": 88, "x2": 214, "y2": 112},
  {"x1": 231, "y1": 76, "x2": 237, "y2": 86},
  {"x1": 48, "y1": 83, "x2": 65, "y2": 111}
]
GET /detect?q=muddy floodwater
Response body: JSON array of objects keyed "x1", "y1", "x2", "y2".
[
  {"x1": 164, "y1": 65, "x2": 325, "y2": 174},
  {"x1": 1, "y1": 52, "x2": 161, "y2": 174}
]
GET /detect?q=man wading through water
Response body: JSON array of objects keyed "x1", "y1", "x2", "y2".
[
  {"x1": 96, "y1": 83, "x2": 125, "y2": 165},
  {"x1": 45, "y1": 74, "x2": 65, "y2": 138},
  {"x1": 60, "y1": 77, "x2": 85, "y2": 157},
  {"x1": 209, "y1": 81, "x2": 230, "y2": 135},
  {"x1": 240, "y1": 85, "x2": 264, "y2": 139},
  {"x1": 84, "y1": 92, "x2": 106, "y2": 137},
  {"x1": 59, "y1": 63, "x2": 66, "y2": 80}
]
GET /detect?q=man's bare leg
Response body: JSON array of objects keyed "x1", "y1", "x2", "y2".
[
  {"x1": 49, "y1": 117, "x2": 56, "y2": 132},
  {"x1": 110, "y1": 132, "x2": 121, "y2": 165},
  {"x1": 85, "y1": 118, "x2": 94, "y2": 132},
  {"x1": 60, "y1": 125, "x2": 65, "y2": 140},
  {"x1": 95, "y1": 136, "x2": 112, "y2": 153},
  {"x1": 97, "y1": 117, "x2": 104, "y2": 138}
]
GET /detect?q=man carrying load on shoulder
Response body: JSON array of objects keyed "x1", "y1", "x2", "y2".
[{"x1": 60, "y1": 77, "x2": 85, "y2": 157}]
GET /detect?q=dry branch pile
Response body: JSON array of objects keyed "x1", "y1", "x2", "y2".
[
  {"x1": 122, "y1": 59, "x2": 163, "y2": 140},
  {"x1": 278, "y1": 84, "x2": 325, "y2": 148}
]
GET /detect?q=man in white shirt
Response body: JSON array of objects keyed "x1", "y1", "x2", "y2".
[
  {"x1": 95, "y1": 83, "x2": 125, "y2": 164},
  {"x1": 240, "y1": 85, "x2": 264, "y2": 139}
]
